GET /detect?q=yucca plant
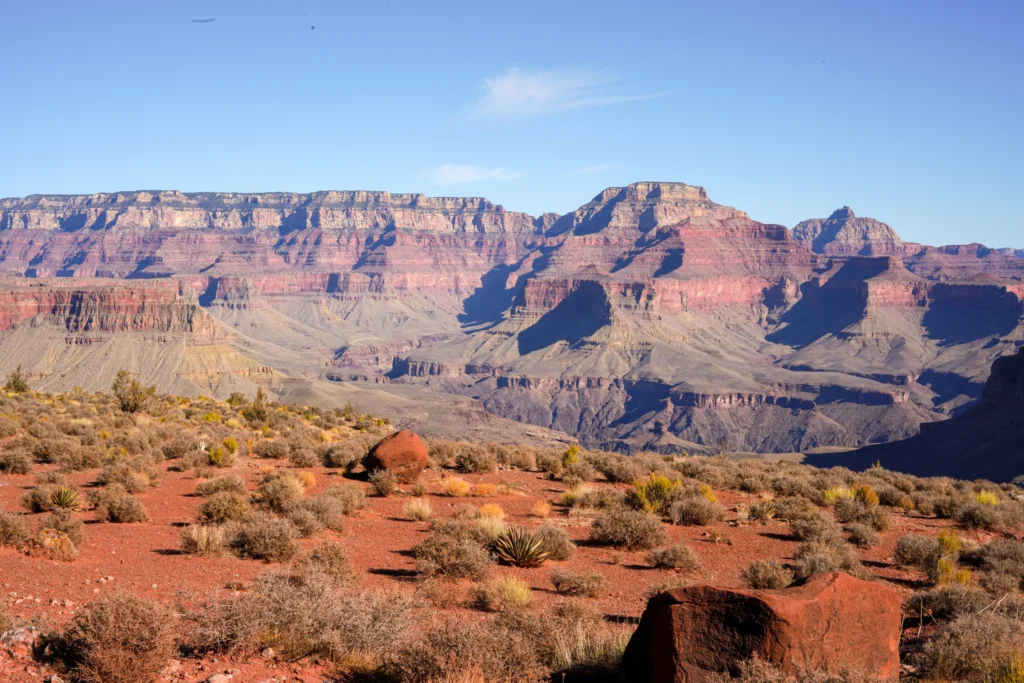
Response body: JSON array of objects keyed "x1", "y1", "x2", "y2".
[
  {"x1": 494, "y1": 526, "x2": 549, "y2": 568},
  {"x1": 49, "y1": 485, "x2": 81, "y2": 512}
]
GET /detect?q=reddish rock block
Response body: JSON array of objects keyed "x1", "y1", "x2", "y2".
[
  {"x1": 622, "y1": 572, "x2": 901, "y2": 683},
  {"x1": 364, "y1": 430, "x2": 428, "y2": 484}
]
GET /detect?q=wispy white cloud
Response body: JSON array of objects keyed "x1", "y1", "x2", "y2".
[
  {"x1": 570, "y1": 164, "x2": 618, "y2": 175},
  {"x1": 426, "y1": 163, "x2": 526, "y2": 185},
  {"x1": 473, "y1": 67, "x2": 663, "y2": 119}
]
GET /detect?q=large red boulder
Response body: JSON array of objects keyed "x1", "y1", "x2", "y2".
[
  {"x1": 364, "y1": 430, "x2": 428, "y2": 484},
  {"x1": 622, "y1": 572, "x2": 901, "y2": 682}
]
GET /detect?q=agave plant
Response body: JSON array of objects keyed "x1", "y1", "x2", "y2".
[
  {"x1": 49, "y1": 485, "x2": 81, "y2": 511},
  {"x1": 494, "y1": 526, "x2": 549, "y2": 568}
]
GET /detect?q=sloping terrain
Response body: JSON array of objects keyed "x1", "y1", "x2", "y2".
[
  {"x1": 808, "y1": 347, "x2": 1024, "y2": 481},
  {"x1": 0, "y1": 183, "x2": 1022, "y2": 453}
]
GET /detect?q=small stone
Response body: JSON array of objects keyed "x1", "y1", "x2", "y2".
[{"x1": 260, "y1": 647, "x2": 275, "y2": 659}]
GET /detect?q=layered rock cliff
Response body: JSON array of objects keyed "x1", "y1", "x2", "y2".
[{"x1": 0, "y1": 182, "x2": 1021, "y2": 454}]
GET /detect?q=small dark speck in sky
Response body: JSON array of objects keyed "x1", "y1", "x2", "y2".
[
  {"x1": 191, "y1": 18, "x2": 216, "y2": 24},
  {"x1": 311, "y1": 25, "x2": 316, "y2": 30}
]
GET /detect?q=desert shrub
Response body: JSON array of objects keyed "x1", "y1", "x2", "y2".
[
  {"x1": 321, "y1": 483, "x2": 366, "y2": 514},
  {"x1": 4, "y1": 365, "x2": 30, "y2": 393},
  {"x1": 39, "y1": 511, "x2": 83, "y2": 545},
  {"x1": 48, "y1": 485, "x2": 82, "y2": 511},
  {"x1": 252, "y1": 440, "x2": 288, "y2": 459},
  {"x1": 291, "y1": 494, "x2": 346, "y2": 532},
  {"x1": 287, "y1": 445, "x2": 318, "y2": 468},
  {"x1": 455, "y1": 444, "x2": 498, "y2": 473},
  {"x1": 563, "y1": 460, "x2": 597, "y2": 485},
  {"x1": 319, "y1": 440, "x2": 366, "y2": 470},
  {"x1": 648, "y1": 543, "x2": 700, "y2": 571},
  {"x1": 894, "y1": 534, "x2": 940, "y2": 568},
  {"x1": 32, "y1": 436, "x2": 79, "y2": 464},
  {"x1": 534, "y1": 524, "x2": 575, "y2": 561},
  {"x1": 792, "y1": 540, "x2": 860, "y2": 579},
  {"x1": 22, "y1": 483, "x2": 59, "y2": 512},
  {"x1": 206, "y1": 446, "x2": 236, "y2": 468},
  {"x1": 747, "y1": 499, "x2": 777, "y2": 524},
  {"x1": 368, "y1": 468, "x2": 399, "y2": 496},
  {"x1": 495, "y1": 526, "x2": 550, "y2": 568},
  {"x1": 91, "y1": 485, "x2": 149, "y2": 523},
  {"x1": 721, "y1": 657, "x2": 890, "y2": 682},
  {"x1": 909, "y1": 584, "x2": 992, "y2": 621},
  {"x1": 194, "y1": 474, "x2": 246, "y2": 497},
  {"x1": 630, "y1": 473, "x2": 682, "y2": 514},
  {"x1": 98, "y1": 456, "x2": 156, "y2": 493},
  {"x1": 471, "y1": 577, "x2": 533, "y2": 612},
  {"x1": 180, "y1": 524, "x2": 227, "y2": 556},
  {"x1": 413, "y1": 526, "x2": 492, "y2": 580},
  {"x1": 196, "y1": 491, "x2": 250, "y2": 524},
  {"x1": 0, "y1": 451, "x2": 31, "y2": 474},
  {"x1": 790, "y1": 513, "x2": 843, "y2": 545},
  {"x1": 846, "y1": 523, "x2": 879, "y2": 548},
  {"x1": 27, "y1": 528, "x2": 79, "y2": 561},
  {"x1": 42, "y1": 592, "x2": 175, "y2": 683},
  {"x1": 957, "y1": 500, "x2": 1024, "y2": 532},
  {"x1": 575, "y1": 486, "x2": 627, "y2": 510},
  {"x1": 974, "y1": 539, "x2": 1024, "y2": 579},
  {"x1": 479, "y1": 503, "x2": 505, "y2": 519},
  {"x1": 231, "y1": 513, "x2": 297, "y2": 562},
  {"x1": 595, "y1": 456, "x2": 646, "y2": 484},
  {"x1": 532, "y1": 500, "x2": 552, "y2": 518},
  {"x1": 834, "y1": 499, "x2": 890, "y2": 532},
  {"x1": 536, "y1": 451, "x2": 565, "y2": 478},
  {"x1": 821, "y1": 486, "x2": 855, "y2": 506},
  {"x1": 590, "y1": 508, "x2": 666, "y2": 550},
  {"x1": 253, "y1": 471, "x2": 305, "y2": 512},
  {"x1": 294, "y1": 541, "x2": 353, "y2": 587},
  {"x1": 668, "y1": 495, "x2": 725, "y2": 526},
  {"x1": 918, "y1": 612, "x2": 1024, "y2": 682},
  {"x1": 111, "y1": 370, "x2": 156, "y2": 413},
  {"x1": 0, "y1": 510, "x2": 31, "y2": 546},
  {"x1": 287, "y1": 508, "x2": 323, "y2": 537},
  {"x1": 741, "y1": 559, "x2": 794, "y2": 589},
  {"x1": 550, "y1": 569, "x2": 605, "y2": 598},
  {"x1": 161, "y1": 433, "x2": 198, "y2": 459}
]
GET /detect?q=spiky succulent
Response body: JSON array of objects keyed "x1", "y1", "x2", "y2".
[
  {"x1": 494, "y1": 526, "x2": 549, "y2": 568},
  {"x1": 49, "y1": 485, "x2": 81, "y2": 511}
]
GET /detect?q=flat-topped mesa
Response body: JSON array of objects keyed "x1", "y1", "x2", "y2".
[
  {"x1": 0, "y1": 190, "x2": 546, "y2": 235},
  {"x1": 793, "y1": 207, "x2": 911, "y2": 257}
]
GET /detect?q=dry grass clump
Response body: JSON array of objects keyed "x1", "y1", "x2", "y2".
[
  {"x1": 443, "y1": 477, "x2": 472, "y2": 497},
  {"x1": 89, "y1": 485, "x2": 149, "y2": 523},
  {"x1": 668, "y1": 495, "x2": 725, "y2": 526},
  {"x1": 194, "y1": 474, "x2": 245, "y2": 497},
  {"x1": 0, "y1": 510, "x2": 31, "y2": 547},
  {"x1": 40, "y1": 592, "x2": 176, "y2": 683},
  {"x1": 404, "y1": 498, "x2": 433, "y2": 521},
  {"x1": 648, "y1": 543, "x2": 700, "y2": 572},
  {"x1": 413, "y1": 524, "x2": 493, "y2": 580},
  {"x1": 470, "y1": 577, "x2": 533, "y2": 612},
  {"x1": 189, "y1": 570, "x2": 413, "y2": 665},
  {"x1": 551, "y1": 569, "x2": 605, "y2": 598},
  {"x1": 531, "y1": 500, "x2": 552, "y2": 518},
  {"x1": 534, "y1": 524, "x2": 575, "y2": 561},
  {"x1": 180, "y1": 524, "x2": 227, "y2": 556},
  {"x1": 741, "y1": 559, "x2": 794, "y2": 590},
  {"x1": 591, "y1": 508, "x2": 667, "y2": 550}
]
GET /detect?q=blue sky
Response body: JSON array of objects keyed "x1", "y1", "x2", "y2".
[{"x1": 1, "y1": 0, "x2": 1021, "y2": 247}]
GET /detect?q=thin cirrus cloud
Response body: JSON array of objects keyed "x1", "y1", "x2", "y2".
[
  {"x1": 426, "y1": 164, "x2": 526, "y2": 185},
  {"x1": 570, "y1": 164, "x2": 618, "y2": 175},
  {"x1": 472, "y1": 67, "x2": 663, "y2": 119}
]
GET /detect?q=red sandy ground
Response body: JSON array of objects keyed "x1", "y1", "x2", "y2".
[{"x1": 0, "y1": 458, "x2": 998, "y2": 682}]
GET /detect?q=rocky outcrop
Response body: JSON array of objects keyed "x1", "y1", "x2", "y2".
[
  {"x1": 364, "y1": 430, "x2": 428, "y2": 483},
  {"x1": 622, "y1": 572, "x2": 902, "y2": 682},
  {"x1": 793, "y1": 207, "x2": 913, "y2": 257}
]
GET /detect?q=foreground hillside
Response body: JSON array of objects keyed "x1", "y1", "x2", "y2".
[
  {"x1": 2, "y1": 377, "x2": 1024, "y2": 681},
  {"x1": 0, "y1": 183, "x2": 1022, "y2": 455}
]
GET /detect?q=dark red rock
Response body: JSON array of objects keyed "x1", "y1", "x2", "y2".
[
  {"x1": 622, "y1": 572, "x2": 901, "y2": 683},
  {"x1": 364, "y1": 430, "x2": 428, "y2": 483}
]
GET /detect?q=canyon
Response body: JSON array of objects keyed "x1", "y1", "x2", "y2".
[{"x1": 0, "y1": 183, "x2": 1021, "y2": 454}]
